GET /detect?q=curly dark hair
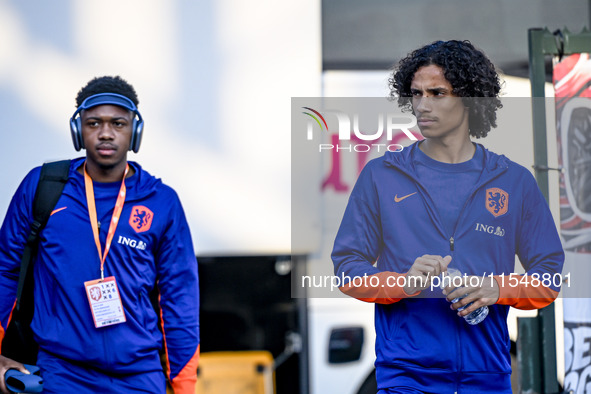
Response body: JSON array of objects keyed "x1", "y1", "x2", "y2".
[
  {"x1": 389, "y1": 40, "x2": 502, "y2": 138},
  {"x1": 75, "y1": 76, "x2": 139, "y2": 107}
]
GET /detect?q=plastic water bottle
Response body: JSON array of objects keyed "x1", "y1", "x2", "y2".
[{"x1": 440, "y1": 267, "x2": 489, "y2": 325}]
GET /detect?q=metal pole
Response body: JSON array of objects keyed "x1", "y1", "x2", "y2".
[{"x1": 518, "y1": 317, "x2": 542, "y2": 392}]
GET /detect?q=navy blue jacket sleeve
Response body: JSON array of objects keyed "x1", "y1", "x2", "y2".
[
  {"x1": 331, "y1": 164, "x2": 414, "y2": 303},
  {"x1": 155, "y1": 190, "x2": 200, "y2": 393},
  {"x1": 496, "y1": 170, "x2": 564, "y2": 309},
  {"x1": 515, "y1": 172, "x2": 564, "y2": 281},
  {"x1": 0, "y1": 168, "x2": 40, "y2": 344}
]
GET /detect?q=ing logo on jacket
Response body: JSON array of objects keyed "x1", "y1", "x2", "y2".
[
  {"x1": 129, "y1": 205, "x2": 154, "y2": 233},
  {"x1": 486, "y1": 188, "x2": 508, "y2": 217}
]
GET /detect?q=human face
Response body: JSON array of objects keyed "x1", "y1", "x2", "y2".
[
  {"x1": 410, "y1": 65, "x2": 469, "y2": 141},
  {"x1": 81, "y1": 104, "x2": 132, "y2": 177}
]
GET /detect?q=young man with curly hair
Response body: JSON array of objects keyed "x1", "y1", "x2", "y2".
[
  {"x1": 0, "y1": 76, "x2": 200, "y2": 393},
  {"x1": 332, "y1": 40, "x2": 564, "y2": 393}
]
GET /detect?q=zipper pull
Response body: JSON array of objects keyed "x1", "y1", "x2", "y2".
[{"x1": 449, "y1": 237, "x2": 455, "y2": 251}]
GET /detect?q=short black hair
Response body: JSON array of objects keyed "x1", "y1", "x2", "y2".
[
  {"x1": 389, "y1": 40, "x2": 502, "y2": 138},
  {"x1": 75, "y1": 76, "x2": 139, "y2": 107}
]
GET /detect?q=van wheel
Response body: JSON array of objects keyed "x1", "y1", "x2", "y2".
[{"x1": 357, "y1": 370, "x2": 377, "y2": 394}]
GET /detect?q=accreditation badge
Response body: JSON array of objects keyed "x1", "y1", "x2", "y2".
[{"x1": 84, "y1": 276, "x2": 126, "y2": 328}]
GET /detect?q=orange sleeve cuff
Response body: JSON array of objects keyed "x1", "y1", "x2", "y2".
[
  {"x1": 0, "y1": 300, "x2": 17, "y2": 353},
  {"x1": 339, "y1": 272, "x2": 419, "y2": 304},
  {"x1": 170, "y1": 345, "x2": 200, "y2": 394},
  {"x1": 493, "y1": 275, "x2": 559, "y2": 310}
]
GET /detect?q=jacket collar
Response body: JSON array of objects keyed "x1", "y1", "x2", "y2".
[{"x1": 383, "y1": 141, "x2": 509, "y2": 183}]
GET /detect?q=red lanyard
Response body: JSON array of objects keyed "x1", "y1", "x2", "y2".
[{"x1": 84, "y1": 162, "x2": 129, "y2": 281}]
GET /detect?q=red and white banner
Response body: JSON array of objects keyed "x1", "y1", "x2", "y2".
[{"x1": 554, "y1": 53, "x2": 591, "y2": 393}]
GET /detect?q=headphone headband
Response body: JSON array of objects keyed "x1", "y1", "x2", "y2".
[
  {"x1": 70, "y1": 93, "x2": 144, "y2": 153},
  {"x1": 73, "y1": 93, "x2": 142, "y2": 121}
]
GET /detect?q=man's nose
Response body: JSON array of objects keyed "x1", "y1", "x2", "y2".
[
  {"x1": 98, "y1": 123, "x2": 115, "y2": 139},
  {"x1": 415, "y1": 96, "x2": 431, "y2": 113}
]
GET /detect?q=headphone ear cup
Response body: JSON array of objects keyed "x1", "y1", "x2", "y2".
[
  {"x1": 129, "y1": 119, "x2": 137, "y2": 152},
  {"x1": 70, "y1": 116, "x2": 84, "y2": 151},
  {"x1": 76, "y1": 118, "x2": 84, "y2": 150},
  {"x1": 129, "y1": 118, "x2": 144, "y2": 153}
]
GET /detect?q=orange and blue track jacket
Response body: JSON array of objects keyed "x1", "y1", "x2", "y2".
[
  {"x1": 332, "y1": 143, "x2": 564, "y2": 393},
  {"x1": 0, "y1": 158, "x2": 199, "y2": 393}
]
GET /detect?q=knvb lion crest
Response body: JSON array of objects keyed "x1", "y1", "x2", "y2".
[
  {"x1": 486, "y1": 188, "x2": 508, "y2": 217},
  {"x1": 129, "y1": 205, "x2": 154, "y2": 233},
  {"x1": 89, "y1": 286, "x2": 102, "y2": 302}
]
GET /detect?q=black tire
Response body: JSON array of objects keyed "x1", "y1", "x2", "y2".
[{"x1": 357, "y1": 369, "x2": 378, "y2": 394}]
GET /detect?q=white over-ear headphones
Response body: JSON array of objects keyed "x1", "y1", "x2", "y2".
[{"x1": 69, "y1": 93, "x2": 144, "y2": 153}]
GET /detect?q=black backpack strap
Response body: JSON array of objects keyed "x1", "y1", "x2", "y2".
[
  {"x1": 15, "y1": 160, "x2": 71, "y2": 315},
  {"x1": 3, "y1": 160, "x2": 70, "y2": 364}
]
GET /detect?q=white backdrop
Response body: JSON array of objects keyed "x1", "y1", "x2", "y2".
[{"x1": 0, "y1": 0, "x2": 321, "y2": 255}]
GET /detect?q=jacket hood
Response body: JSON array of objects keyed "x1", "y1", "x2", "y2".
[
  {"x1": 383, "y1": 141, "x2": 510, "y2": 178},
  {"x1": 68, "y1": 157, "x2": 163, "y2": 201}
]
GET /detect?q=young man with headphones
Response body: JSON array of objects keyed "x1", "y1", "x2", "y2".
[{"x1": 0, "y1": 76, "x2": 200, "y2": 393}]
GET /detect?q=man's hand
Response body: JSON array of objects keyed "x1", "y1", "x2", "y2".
[
  {"x1": 444, "y1": 275, "x2": 500, "y2": 317},
  {"x1": 0, "y1": 355, "x2": 29, "y2": 394},
  {"x1": 404, "y1": 255, "x2": 452, "y2": 295}
]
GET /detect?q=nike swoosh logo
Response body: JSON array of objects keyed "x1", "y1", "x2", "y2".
[
  {"x1": 50, "y1": 207, "x2": 68, "y2": 216},
  {"x1": 394, "y1": 192, "x2": 417, "y2": 203}
]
